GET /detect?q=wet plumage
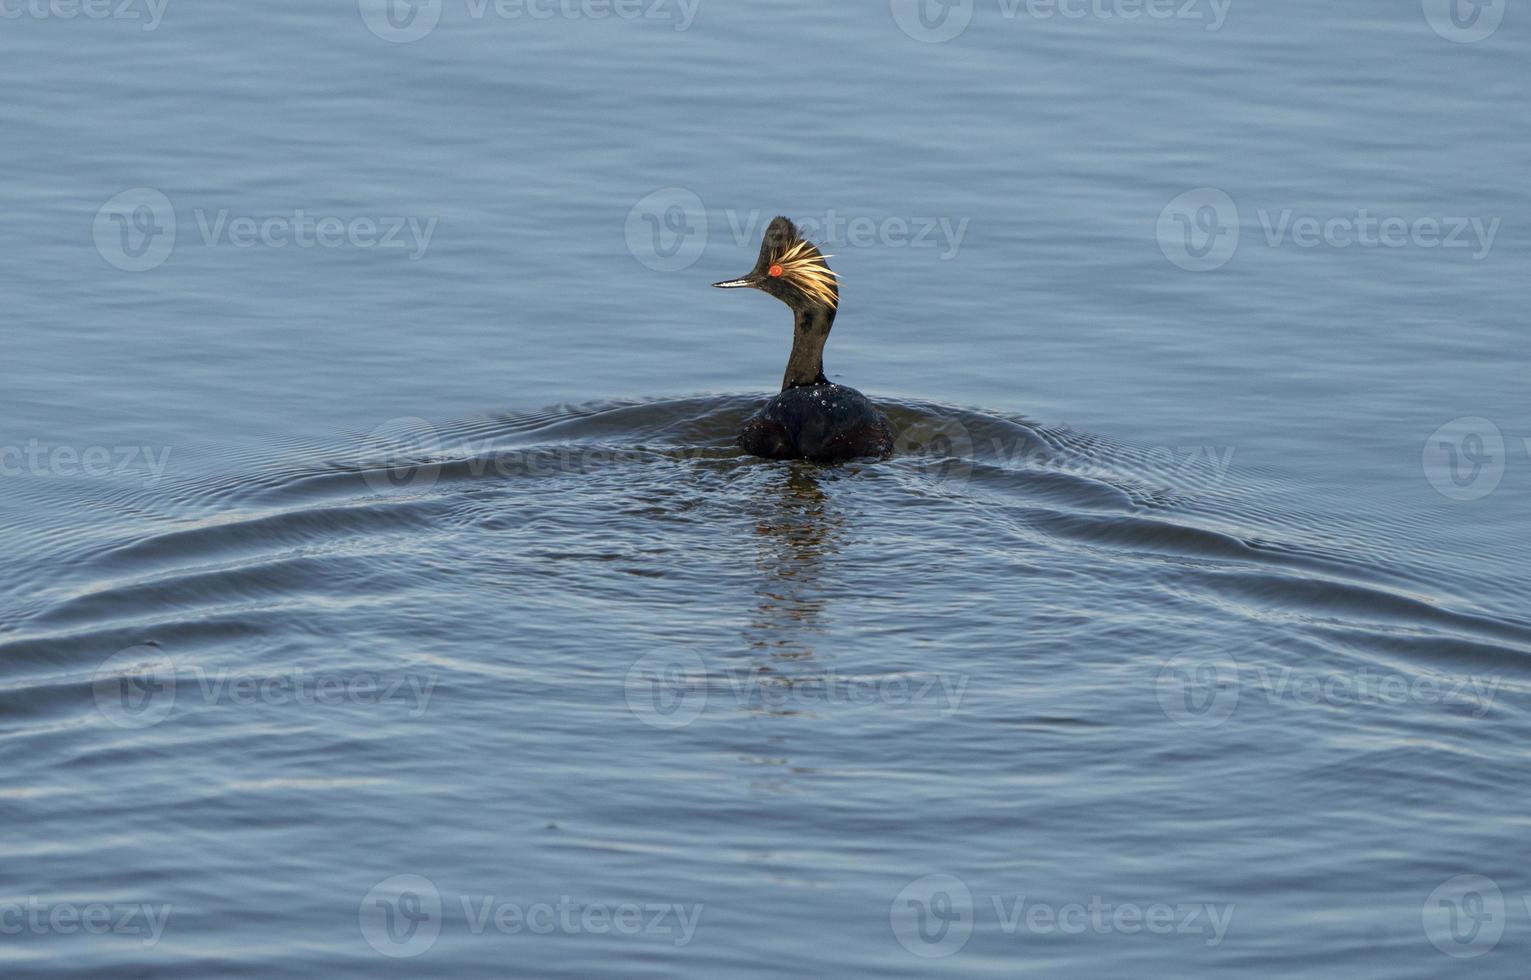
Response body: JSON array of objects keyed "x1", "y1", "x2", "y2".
[{"x1": 713, "y1": 217, "x2": 895, "y2": 463}]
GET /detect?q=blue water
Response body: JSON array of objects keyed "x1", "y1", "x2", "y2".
[{"x1": 3, "y1": 1, "x2": 1530, "y2": 975}]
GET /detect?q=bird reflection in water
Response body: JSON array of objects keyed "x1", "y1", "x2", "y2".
[
  {"x1": 734, "y1": 463, "x2": 850, "y2": 791},
  {"x1": 743, "y1": 462, "x2": 846, "y2": 688}
]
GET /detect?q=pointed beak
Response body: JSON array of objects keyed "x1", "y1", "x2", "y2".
[{"x1": 712, "y1": 276, "x2": 759, "y2": 289}]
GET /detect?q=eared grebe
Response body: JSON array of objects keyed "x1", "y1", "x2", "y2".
[{"x1": 714, "y1": 217, "x2": 895, "y2": 463}]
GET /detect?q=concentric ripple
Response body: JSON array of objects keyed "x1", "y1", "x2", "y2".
[{"x1": 2, "y1": 396, "x2": 1529, "y2": 977}]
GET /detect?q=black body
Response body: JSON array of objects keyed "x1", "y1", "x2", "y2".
[
  {"x1": 714, "y1": 217, "x2": 895, "y2": 463},
  {"x1": 738, "y1": 382, "x2": 895, "y2": 463}
]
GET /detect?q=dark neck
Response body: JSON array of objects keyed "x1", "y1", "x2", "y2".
[{"x1": 781, "y1": 305, "x2": 835, "y2": 389}]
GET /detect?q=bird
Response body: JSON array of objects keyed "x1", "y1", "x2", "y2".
[{"x1": 713, "y1": 216, "x2": 895, "y2": 463}]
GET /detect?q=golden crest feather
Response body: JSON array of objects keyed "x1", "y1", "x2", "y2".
[{"x1": 772, "y1": 238, "x2": 840, "y2": 309}]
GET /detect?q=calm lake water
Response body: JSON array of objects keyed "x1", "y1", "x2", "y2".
[{"x1": 2, "y1": 1, "x2": 1529, "y2": 976}]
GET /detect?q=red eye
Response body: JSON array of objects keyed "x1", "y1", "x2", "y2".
[{"x1": 768, "y1": 264, "x2": 784, "y2": 278}]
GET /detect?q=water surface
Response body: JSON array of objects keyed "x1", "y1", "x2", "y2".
[{"x1": 2, "y1": 1, "x2": 1529, "y2": 976}]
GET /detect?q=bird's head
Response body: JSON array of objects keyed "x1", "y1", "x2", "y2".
[{"x1": 713, "y1": 216, "x2": 839, "y2": 314}]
